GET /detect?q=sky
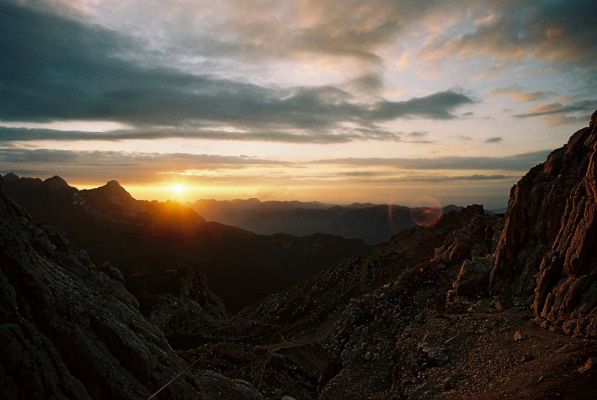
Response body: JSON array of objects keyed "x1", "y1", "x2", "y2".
[{"x1": 0, "y1": 0, "x2": 595, "y2": 208}]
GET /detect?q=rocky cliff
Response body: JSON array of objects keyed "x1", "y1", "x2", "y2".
[
  {"x1": 493, "y1": 111, "x2": 597, "y2": 337},
  {"x1": 0, "y1": 182, "x2": 261, "y2": 400}
]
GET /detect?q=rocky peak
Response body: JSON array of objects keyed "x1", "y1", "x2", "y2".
[
  {"x1": 105, "y1": 179, "x2": 122, "y2": 189},
  {"x1": 99, "y1": 179, "x2": 129, "y2": 196},
  {"x1": 1, "y1": 172, "x2": 19, "y2": 183},
  {"x1": 43, "y1": 175, "x2": 70, "y2": 190},
  {"x1": 492, "y1": 111, "x2": 597, "y2": 337},
  {"x1": 80, "y1": 179, "x2": 138, "y2": 211}
]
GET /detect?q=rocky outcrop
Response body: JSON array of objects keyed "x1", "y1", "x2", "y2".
[
  {"x1": 148, "y1": 270, "x2": 229, "y2": 340},
  {"x1": 0, "y1": 183, "x2": 261, "y2": 399},
  {"x1": 493, "y1": 111, "x2": 597, "y2": 337},
  {"x1": 79, "y1": 180, "x2": 144, "y2": 218},
  {"x1": 237, "y1": 205, "x2": 499, "y2": 345},
  {"x1": 452, "y1": 256, "x2": 492, "y2": 297}
]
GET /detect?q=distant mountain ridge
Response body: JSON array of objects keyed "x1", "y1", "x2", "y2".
[
  {"x1": 1, "y1": 175, "x2": 371, "y2": 312},
  {"x1": 192, "y1": 198, "x2": 462, "y2": 244}
]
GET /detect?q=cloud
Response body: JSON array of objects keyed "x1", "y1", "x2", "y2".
[
  {"x1": 491, "y1": 87, "x2": 553, "y2": 102},
  {"x1": 0, "y1": 1, "x2": 474, "y2": 142},
  {"x1": 347, "y1": 73, "x2": 385, "y2": 94},
  {"x1": 0, "y1": 126, "x2": 432, "y2": 144},
  {"x1": 316, "y1": 150, "x2": 551, "y2": 170},
  {"x1": 0, "y1": 126, "x2": 449, "y2": 145},
  {"x1": 424, "y1": 0, "x2": 597, "y2": 67},
  {"x1": 407, "y1": 131, "x2": 429, "y2": 138},
  {"x1": 485, "y1": 137, "x2": 503, "y2": 143},
  {"x1": 514, "y1": 100, "x2": 595, "y2": 118},
  {"x1": 0, "y1": 127, "x2": 369, "y2": 144},
  {"x1": 43, "y1": 0, "x2": 443, "y2": 65},
  {"x1": 15, "y1": 1, "x2": 597, "y2": 80},
  {"x1": 513, "y1": 100, "x2": 595, "y2": 125},
  {"x1": 0, "y1": 148, "x2": 281, "y2": 167},
  {"x1": 0, "y1": 146, "x2": 549, "y2": 185},
  {"x1": 0, "y1": 147, "x2": 284, "y2": 182},
  {"x1": 337, "y1": 171, "x2": 517, "y2": 182}
]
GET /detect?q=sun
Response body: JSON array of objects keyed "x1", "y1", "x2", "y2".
[{"x1": 171, "y1": 183, "x2": 187, "y2": 197}]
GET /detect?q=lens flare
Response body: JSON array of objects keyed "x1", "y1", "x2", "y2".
[{"x1": 409, "y1": 196, "x2": 443, "y2": 228}]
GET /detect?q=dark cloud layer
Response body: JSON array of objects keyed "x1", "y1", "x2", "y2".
[
  {"x1": 0, "y1": 147, "x2": 549, "y2": 184},
  {"x1": 0, "y1": 147, "x2": 284, "y2": 181},
  {"x1": 0, "y1": 1, "x2": 472, "y2": 143},
  {"x1": 0, "y1": 145, "x2": 550, "y2": 183},
  {"x1": 0, "y1": 127, "x2": 437, "y2": 144},
  {"x1": 316, "y1": 150, "x2": 551, "y2": 171},
  {"x1": 337, "y1": 171, "x2": 517, "y2": 183},
  {"x1": 514, "y1": 100, "x2": 596, "y2": 119}
]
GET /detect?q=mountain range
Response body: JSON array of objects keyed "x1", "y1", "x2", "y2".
[
  {"x1": 192, "y1": 198, "x2": 461, "y2": 244},
  {"x1": 1, "y1": 114, "x2": 596, "y2": 399},
  {"x1": 1, "y1": 175, "x2": 371, "y2": 312}
]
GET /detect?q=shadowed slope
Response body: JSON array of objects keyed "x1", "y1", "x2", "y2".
[{"x1": 0, "y1": 180, "x2": 261, "y2": 400}]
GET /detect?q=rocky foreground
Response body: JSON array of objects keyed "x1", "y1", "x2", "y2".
[
  {"x1": 178, "y1": 115, "x2": 597, "y2": 399},
  {"x1": 0, "y1": 185, "x2": 264, "y2": 399},
  {"x1": 1, "y1": 115, "x2": 596, "y2": 399}
]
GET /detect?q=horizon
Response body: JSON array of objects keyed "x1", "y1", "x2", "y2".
[
  {"x1": 2, "y1": 172, "x2": 492, "y2": 209},
  {"x1": 1, "y1": 1, "x2": 595, "y2": 209}
]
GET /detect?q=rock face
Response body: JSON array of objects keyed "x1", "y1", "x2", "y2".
[
  {"x1": 219, "y1": 203, "x2": 597, "y2": 400},
  {"x1": 492, "y1": 112, "x2": 597, "y2": 337},
  {"x1": 0, "y1": 183, "x2": 261, "y2": 400},
  {"x1": 148, "y1": 270, "x2": 229, "y2": 341}
]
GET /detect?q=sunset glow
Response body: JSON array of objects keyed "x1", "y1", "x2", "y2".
[
  {"x1": 171, "y1": 184, "x2": 187, "y2": 198},
  {"x1": 0, "y1": 0, "x2": 594, "y2": 208}
]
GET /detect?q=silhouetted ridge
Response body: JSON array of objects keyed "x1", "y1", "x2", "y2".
[
  {"x1": 192, "y1": 199, "x2": 463, "y2": 244},
  {"x1": 88, "y1": 179, "x2": 132, "y2": 198},
  {"x1": 44, "y1": 175, "x2": 70, "y2": 189},
  {"x1": 2, "y1": 172, "x2": 19, "y2": 183},
  {"x1": 2, "y1": 175, "x2": 370, "y2": 311},
  {"x1": 79, "y1": 179, "x2": 139, "y2": 211}
]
